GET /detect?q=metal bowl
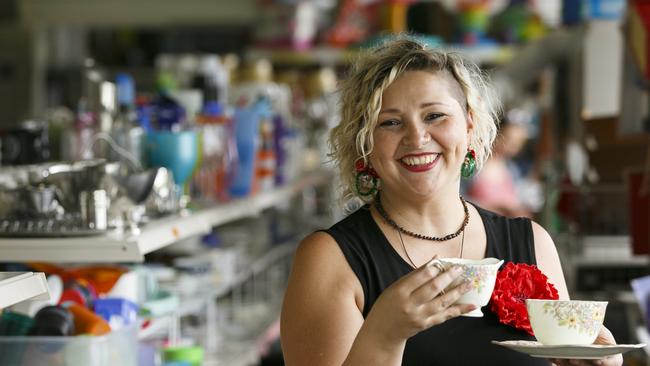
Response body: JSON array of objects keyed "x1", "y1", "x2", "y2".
[{"x1": 38, "y1": 159, "x2": 121, "y2": 214}]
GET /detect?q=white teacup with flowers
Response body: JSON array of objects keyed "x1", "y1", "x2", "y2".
[
  {"x1": 526, "y1": 299, "x2": 608, "y2": 345},
  {"x1": 434, "y1": 257, "x2": 504, "y2": 317}
]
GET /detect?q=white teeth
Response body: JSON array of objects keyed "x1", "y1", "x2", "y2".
[{"x1": 402, "y1": 154, "x2": 438, "y2": 166}]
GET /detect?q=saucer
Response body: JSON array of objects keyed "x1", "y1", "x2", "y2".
[{"x1": 491, "y1": 340, "x2": 646, "y2": 359}]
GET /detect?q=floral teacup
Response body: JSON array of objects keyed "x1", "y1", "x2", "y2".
[
  {"x1": 435, "y1": 257, "x2": 504, "y2": 317},
  {"x1": 526, "y1": 299, "x2": 607, "y2": 345}
]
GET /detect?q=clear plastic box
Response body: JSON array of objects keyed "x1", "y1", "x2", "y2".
[{"x1": 0, "y1": 324, "x2": 137, "y2": 366}]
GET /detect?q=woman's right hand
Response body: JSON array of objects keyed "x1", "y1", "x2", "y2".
[{"x1": 361, "y1": 258, "x2": 476, "y2": 348}]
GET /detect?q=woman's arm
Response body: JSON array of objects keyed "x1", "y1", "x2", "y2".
[
  {"x1": 532, "y1": 221, "x2": 569, "y2": 300},
  {"x1": 280, "y1": 232, "x2": 403, "y2": 366},
  {"x1": 532, "y1": 222, "x2": 623, "y2": 366},
  {"x1": 281, "y1": 232, "x2": 474, "y2": 366}
]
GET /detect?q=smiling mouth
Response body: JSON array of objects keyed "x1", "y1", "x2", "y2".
[{"x1": 400, "y1": 153, "x2": 441, "y2": 167}]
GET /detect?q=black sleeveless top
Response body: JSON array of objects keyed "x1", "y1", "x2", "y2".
[{"x1": 324, "y1": 204, "x2": 550, "y2": 366}]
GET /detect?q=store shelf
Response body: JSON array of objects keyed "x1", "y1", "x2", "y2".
[
  {"x1": 246, "y1": 47, "x2": 358, "y2": 66},
  {"x1": 0, "y1": 272, "x2": 49, "y2": 309},
  {"x1": 575, "y1": 235, "x2": 648, "y2": 266},
  {"x1": 451, "y1": 44, "x2": 517, "y2": 65},
  {"x1": 204, "y1": 305, "x2": 282, "y2": 366},
  {"x1": 246, "y1": 44, "x2": 516, "y2": 66},
  {"x1": 169, "y1": 237, "x2": 299, "y2": 318},
  {"x1": 209, "y1": 240, "x2": 298, "y2": 299},
  {"x1": 140, "y1": 238, "x2": 297, "y2": 348},
  {"x1": 0, "y1": 169, "x2": 332, "y2": 263}
]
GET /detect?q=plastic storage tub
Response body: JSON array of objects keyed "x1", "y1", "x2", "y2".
[{"x1": 0, "y1": 324, "x2": 138, "y2": 366}]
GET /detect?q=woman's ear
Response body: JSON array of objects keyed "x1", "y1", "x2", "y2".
[{"x1": 466, "y1": 109, "x2": 475, "y2": 141}]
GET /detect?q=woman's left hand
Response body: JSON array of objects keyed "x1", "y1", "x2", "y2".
[{"x1": 549, "y1": 327, "x2": 623, "y2": 366}]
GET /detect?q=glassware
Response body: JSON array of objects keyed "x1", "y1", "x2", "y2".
[{"x1": 145, "y1": 130, "x2": 200, "y2": 206}]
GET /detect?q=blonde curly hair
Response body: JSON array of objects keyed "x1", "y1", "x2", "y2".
[{"x1": 329, "y1": 37, "x2": 501, "y2": 204}]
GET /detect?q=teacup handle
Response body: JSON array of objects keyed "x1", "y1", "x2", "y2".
[{"x1": 426, "y1": 259, "x2": 449, "y2": 273}]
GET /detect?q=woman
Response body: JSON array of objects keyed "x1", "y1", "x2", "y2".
[{"x1": 280, "y1": 38, "x2": 621, "y2": 366}]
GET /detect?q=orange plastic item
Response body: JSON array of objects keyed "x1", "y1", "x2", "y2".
[
  {"x1": 64, "y1": 303, "x2": 111, "y2": 336},
  {"x1": 27, "y1": 263, "x2": 127, "y2": 295}
]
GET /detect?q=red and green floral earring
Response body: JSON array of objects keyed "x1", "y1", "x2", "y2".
[
  {"x1": 354, "y1": 158, "x2": 379, "y2": 197},
  {"x1": 461, "y1": 149, "x2": 477, "y2": 179}
]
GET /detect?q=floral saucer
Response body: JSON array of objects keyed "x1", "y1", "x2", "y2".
[{"x1": 491, "y1": 340, "x2": 645, "y2": 359}]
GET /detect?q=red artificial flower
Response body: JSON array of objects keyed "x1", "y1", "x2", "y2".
[{"x1": 489, "y1": 262, "x2": 559, "y2": 335}]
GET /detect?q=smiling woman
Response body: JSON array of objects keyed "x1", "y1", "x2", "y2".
[
  {"x1": 280, "y1": 37, "x2": 622, "y2": 366},
  {"x1": 330, "y1": 39, "x2": 499, "y2": 205},
  {"x1": 370, "y1": 70, "x2": 471, "y2": 200}
]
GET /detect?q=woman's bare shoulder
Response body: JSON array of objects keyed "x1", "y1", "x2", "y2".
[
  {"x1": 281, "y1": 231, "x2": 365, "y2": 365},
  {"x1": 291, "y1": 230, "x2": 361, "y2": 294}
]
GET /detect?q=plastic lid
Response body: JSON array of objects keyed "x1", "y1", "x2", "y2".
[{"x1": 163, "y1": 346, "x2": 204, "y2": 365}]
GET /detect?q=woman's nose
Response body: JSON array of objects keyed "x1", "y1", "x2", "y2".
[{"x1": 403, "y1": 123, "x2": 431, "y2": 147}]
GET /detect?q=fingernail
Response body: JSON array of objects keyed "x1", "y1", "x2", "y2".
[
  {"x1": 453, "y1": 266, "x2": 463, "y2": 273},
  {"x1": 463, "y1": 281, "x2": 472, "y2": 291}
]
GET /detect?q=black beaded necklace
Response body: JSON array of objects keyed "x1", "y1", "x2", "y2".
[{"x1": 374, "y1": 193, "x2": 470, "y2": 242}]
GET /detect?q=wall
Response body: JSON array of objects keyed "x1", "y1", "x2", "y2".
[{"x1": 19, "y1": 0, "x2": 258, "y2": 27}]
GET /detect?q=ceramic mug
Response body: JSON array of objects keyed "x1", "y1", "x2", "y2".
[{"x1": 434, "y1": 257, "x2": 504, "y2": 317}]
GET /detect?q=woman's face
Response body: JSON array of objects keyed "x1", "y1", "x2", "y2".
[{"x1": 369, "y1": 70, "x2": 473, "y2": 198}]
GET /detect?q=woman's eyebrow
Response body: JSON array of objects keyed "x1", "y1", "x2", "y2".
[
  {"x1": 378, "y1": 108, "x2": 400, "y2": 115},
  {"x1": 420, "y1": 102, "x2": 448, "y2": 108},
  {"x1": 379, "y1": 102, "x2": 448, "y2": 114}
]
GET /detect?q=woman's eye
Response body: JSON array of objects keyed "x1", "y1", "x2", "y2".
[
  {"x1": 379, "y1": 119, "x2": 400, "y2": 127},
  {"x1": 424, "y1": 113, "x2": 444, "y2": 122}
]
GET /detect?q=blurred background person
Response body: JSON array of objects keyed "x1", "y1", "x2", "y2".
[{"x1": 466, "y1": 104, "x2": 543, "y2": 218}]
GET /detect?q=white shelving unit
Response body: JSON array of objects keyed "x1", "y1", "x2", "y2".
[
  {"x1": 246, "y1": 44, "x2": 516, "y2": 66},
  {"x1": 0, "y1": 170, "x2": 330, "y2": 365},
  {"x1": 0, "y1": 272, "x2": 50, "y2": 309},
  {"x1": 0, "y1": 169, "x2": 332, "y2": 263}
]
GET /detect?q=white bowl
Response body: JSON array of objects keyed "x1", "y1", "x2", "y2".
[
  {"x1": 436, "y1": 257, "x2": 503, "y2": 317},
  {"x1": 526, "y1": 299, "x2": 607, "y2": 345}
]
